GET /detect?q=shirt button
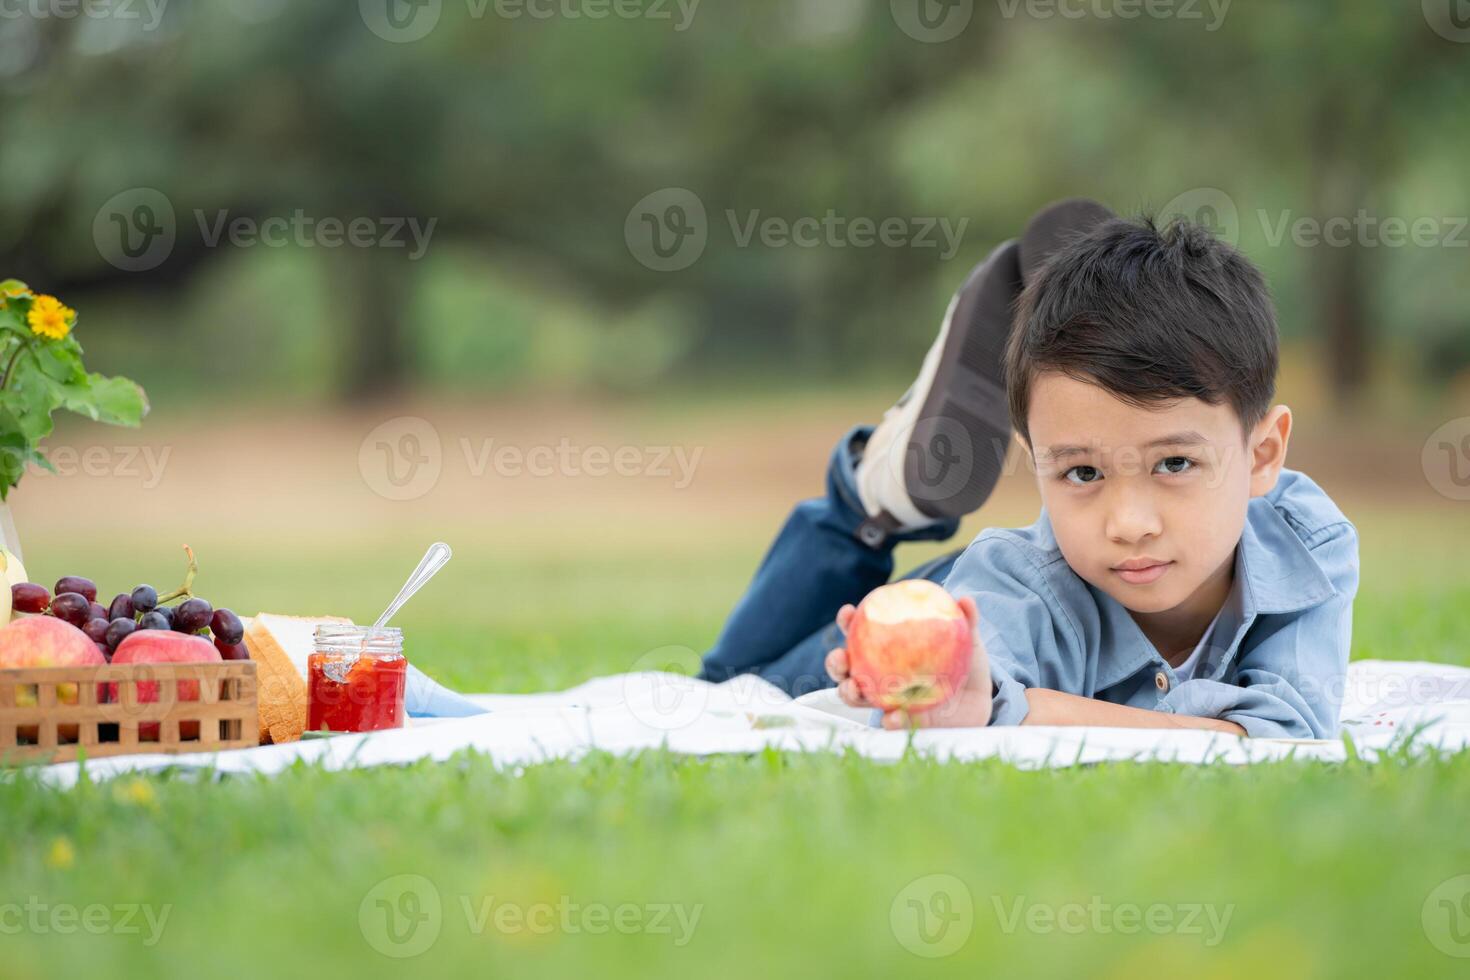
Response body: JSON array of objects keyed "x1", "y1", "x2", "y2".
[{"x1": 1154, "y1": 671, "x2": 1170, "y2": 692}]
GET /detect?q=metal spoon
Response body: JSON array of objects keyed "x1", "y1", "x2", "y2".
[
  {"x1": 374, "y1": 541, "x2": 454, "y2": 629},
  {"x1": 322, "y1": 542, "x2": 453, "y2": 682}
]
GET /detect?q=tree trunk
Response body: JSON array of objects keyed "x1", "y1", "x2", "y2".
[
  {"x1": 1311, "y1": 135, "x2": 1373, "y2": 409},
  {"x1": 1314, "y1": 227, "x2": 1369, "y2": 405},
  {"x1": 335, "y1": 248, "x2": 413, "y2": 402}
]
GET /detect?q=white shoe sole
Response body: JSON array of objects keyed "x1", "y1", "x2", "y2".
[{"x1": 857, "y1": 240, "x2": 1022, "y2": 526}]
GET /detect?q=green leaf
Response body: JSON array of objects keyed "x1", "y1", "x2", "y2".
[
  {"x1": 0, "y1": 379, "x2": 59, "y2": 443},
  {"x1": 48, "y1": 372, "x2": 148, "y2": 427},
  {"x1": 0, "y1": 445, "x2": 51, "y2": 495},
  {"x1": 29, "y1": 342, "x2": 86, "y2": 384},
  {"x1": 47, "y1": 378, "x2": 100, "y2": 421},
  {"x1": 57, "y1": 333, "x2": 85, "y2": 358},
  {"x1": 0, "y1": 426, "x2": 26, "y2": 451},
  {"x1": 81, "y1": 374, "x2": 149, "y2": 427},
  {"x1": 24, "y1": 445, "x2": 55, "y2": 474},
  {"x1": 0, "y1": 447, "x2": 27, "y2": 500}
]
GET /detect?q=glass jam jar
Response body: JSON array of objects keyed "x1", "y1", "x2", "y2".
[{"x1": 307, "y1": 625, "x2": 408, "y2": 733}]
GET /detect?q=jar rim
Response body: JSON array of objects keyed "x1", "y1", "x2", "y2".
[
  {"x1": 314, "y1": 624, "x2": 403, "y2": 639},
  {"x1": 313, "y1": 623, "x2": 404, "y2": 655}
]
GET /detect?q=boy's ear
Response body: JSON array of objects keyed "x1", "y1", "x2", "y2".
[{"x1": 1248, "y1": 405, "x2": 1292, "y2": 497}]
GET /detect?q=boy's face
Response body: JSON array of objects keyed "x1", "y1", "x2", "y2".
[{"x1": 1024, "y1": 371, "x2": 1286, "y2": 617}]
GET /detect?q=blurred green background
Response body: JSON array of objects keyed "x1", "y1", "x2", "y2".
[{"x1": 2, "y1": 0, "x2": 1468, "y2": 411}]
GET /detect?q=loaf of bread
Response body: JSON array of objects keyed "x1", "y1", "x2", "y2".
[{"x1": 243, "y1": 613, "x2": 352, "y2": 744}]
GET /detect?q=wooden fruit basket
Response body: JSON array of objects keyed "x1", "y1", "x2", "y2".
[{"x1": 0, "y1": 661, "x2": 259, "y2": 764}]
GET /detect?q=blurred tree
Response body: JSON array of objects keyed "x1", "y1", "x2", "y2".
[
  {"x1": 0, "y1": 0, "x2": 1464, "y2": 405},
  {"x1": 1092, "y1": 1, "x2": 1469, "y2": 407}
]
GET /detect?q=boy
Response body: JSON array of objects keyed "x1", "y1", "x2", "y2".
[{"x1": 698, "y1": 201, "x2": 1358, "y2": 738}]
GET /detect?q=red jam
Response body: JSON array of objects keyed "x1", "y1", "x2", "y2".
[{"x1": 306, "y1": 653, "x2": 407, "y2": 733}]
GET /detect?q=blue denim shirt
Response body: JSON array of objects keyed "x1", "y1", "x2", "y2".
[{"x1": 941, "y1": 469, "x2": 1359, "y2": 738}]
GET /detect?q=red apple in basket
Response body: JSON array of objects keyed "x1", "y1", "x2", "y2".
[
  {"x1": 0, "y1": 616, "x2": 107, "y2": 741},
  {"x1": 846, "y1": 580, "x2": 972, "y2": 713},
  {"x1": 108, "y1": 630, "x2": 221, "y2": 740}
]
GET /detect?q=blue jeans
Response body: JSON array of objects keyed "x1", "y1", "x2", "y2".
[{"x1": 698, "y1": 425, "x2": 965, "y2": 696}]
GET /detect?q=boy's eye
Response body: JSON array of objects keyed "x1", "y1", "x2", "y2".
[
  {"x1": 1063, "y1": 465, "x2": 1102, "y2": 485},
  {"x1": 1154, "y1": 456, "x2": 1195, "y2": 475}
]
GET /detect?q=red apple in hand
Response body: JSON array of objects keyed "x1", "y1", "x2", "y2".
[
  {"x1": 846, "y1": 580, "x2": 972, "y2": 712},
  {"x1": 109, "y1": 630, "x2": 222, "y2": 739},
  {"x1": 0, "y1": 616, "x2": 107, "y2": 741}
]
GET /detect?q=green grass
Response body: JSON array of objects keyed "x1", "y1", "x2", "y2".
[
  {"x1": 4, "y1": 752, "x2": 1470, "y2": 978},
  {"x1": 3, "y1": 506, "x2": 1469, "y2": 977}
]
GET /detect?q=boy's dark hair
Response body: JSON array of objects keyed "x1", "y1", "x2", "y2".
[{"x1": 1005, "y1": 215, "x2": 1278, "y2": 444}]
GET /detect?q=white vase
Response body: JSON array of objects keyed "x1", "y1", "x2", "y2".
[{"x1": 0, "y1": 500, "x2": 21, "y2": 562}]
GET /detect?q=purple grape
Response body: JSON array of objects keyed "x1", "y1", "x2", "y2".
[
  {"x1": 210, "y1": 608, "x2": 244, "y2": 645},
  {"x1": 130, "y1": 585, "x2": 158, "y2": 613},
  {"x1": 11, "y1": 583, "x2": 49, "y2": 613},
  {"x1": 105, "y1": 617, "x2": 137, "y2": 650},
  {"x1": 50, "y1": 592, "x2": 92, "y2": 628},
  {"x1": 83, "y1": 617, "x2": 111, "y2": 644},
  {"x1": 174, "y1": 597, "x2": 212, "y2": 633},
  {"x1": 215, "y1": 638, "x2": 250, "y2": 661},
  {"x1": 138, "y1": 611, "x2": 170, "y2": 631},
  {"x1": 107, "y1": 593, "x2": 134, "y2": 622},
  {"x1": 55, "y1": 576, "x2": 97, "y2": 603}
]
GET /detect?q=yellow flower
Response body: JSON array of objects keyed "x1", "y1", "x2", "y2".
[
  {"x1": 46, "y1": 836, "x2": 75, "y2": 870},
  {"x1": 113, "y1": 777, "x2": 158, "y2": 809},
  {"x1": 27, "y1": 294, "x2": 75, "y2": 341}
]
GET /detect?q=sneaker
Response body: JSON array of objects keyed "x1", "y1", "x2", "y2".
[
  {"x1": 854, "y1": 199, "x2": 1115, "y2": 536},
  {"x1": 855, "y1": 239, "x2": 1023, "y2": 531},
  {"x1": 1018, "y1": 197, "x2": 1116, "y2": 283}
]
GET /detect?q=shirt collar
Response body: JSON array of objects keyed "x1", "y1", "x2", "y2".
[
  {"x1": 1235, "y1": 496, "x2": 1339, "y2": 616},
  {"x1": 1089, "y1": 495, "x2": 1339, "y2": 689}
]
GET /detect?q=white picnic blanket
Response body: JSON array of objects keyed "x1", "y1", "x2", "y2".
[{"x1": 33, "y1": 659, "x2": 1470, "y2": 787}]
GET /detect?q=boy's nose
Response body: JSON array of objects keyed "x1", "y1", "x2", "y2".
[{"x1": 1104, "y1": 492, "x2": 1163, "y2": 544}]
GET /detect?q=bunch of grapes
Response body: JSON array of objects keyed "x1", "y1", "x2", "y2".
[{"x1": 10, "y1": 550, "x2": 250, "y2": 663}]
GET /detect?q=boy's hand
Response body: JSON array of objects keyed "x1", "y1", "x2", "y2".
[{"x1": 824, "y1": 595, "x2": 994, "y2": 730}]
